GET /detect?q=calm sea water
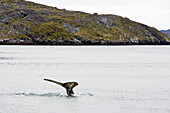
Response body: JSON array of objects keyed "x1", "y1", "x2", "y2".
[{"x1": 0, "y1": 46, "x2": 170, "y2": 113}]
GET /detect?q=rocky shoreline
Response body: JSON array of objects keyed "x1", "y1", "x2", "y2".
[{"x1": 1, "y1": 38, "x2": 169, "y2": 45}]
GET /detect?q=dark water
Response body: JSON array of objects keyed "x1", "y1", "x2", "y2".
[{"x1": 0, "y1": 46, "x2": 170, "y2": 113}]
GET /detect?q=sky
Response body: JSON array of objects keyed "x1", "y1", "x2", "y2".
[{"x1": 28, "y1": 0, "x2": 170, "y2": 30}]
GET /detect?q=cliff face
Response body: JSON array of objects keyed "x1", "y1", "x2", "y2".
[{"x1": 0, "y1": 0, "x2": 169, "y2": 45}]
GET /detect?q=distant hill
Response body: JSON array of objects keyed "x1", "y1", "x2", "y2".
[
  {"x1": 0, "y1": 0, "x2": 169, "y2": 45},
  {"x1": 161, "y1": 29, "x2": 170, "y2": 34},
  {"x1": 160, "y1": 29, "x2": 170, "y2": 38}
]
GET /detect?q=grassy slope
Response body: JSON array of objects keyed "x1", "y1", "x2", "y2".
[{"x1": 0, "y1": 0, "x2": 169, "y2": 44}]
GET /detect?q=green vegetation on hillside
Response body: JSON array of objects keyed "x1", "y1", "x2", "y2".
[{"x1": 0, "y1": 0, "x2": 169, "y2": 44}]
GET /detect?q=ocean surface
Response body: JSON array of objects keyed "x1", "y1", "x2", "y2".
[{"x1": 0, "y1": 46, "x2": 170, "y2": 113}]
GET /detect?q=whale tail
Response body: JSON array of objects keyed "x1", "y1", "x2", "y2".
[
  {"x1": 44, "y1": 78, "x2": 78, "y2": 96},
  {"x1": 63, "y1": 82, "x2": 78, "y2": 96}
]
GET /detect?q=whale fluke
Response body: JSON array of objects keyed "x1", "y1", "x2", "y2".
[{"x1": 44, "y1": 78, "x2": 78, "y2": 96}]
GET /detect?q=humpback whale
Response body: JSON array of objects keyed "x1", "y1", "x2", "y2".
[{"x1": 44, "y1": 78, "x2": 78, "y2": 96}]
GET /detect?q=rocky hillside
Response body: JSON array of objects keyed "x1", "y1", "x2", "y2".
[{"x1": 0, "y1": 0, "x2": 169, "y2": 45}]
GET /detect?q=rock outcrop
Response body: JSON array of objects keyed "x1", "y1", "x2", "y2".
[{"x1": 0, "y1": 0, "x2": 169, "y2": 45}]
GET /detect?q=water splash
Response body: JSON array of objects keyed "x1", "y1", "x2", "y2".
[
  {"x1": 14, "y1": 93, "x2": 66, "y2": 97},
  {"x1": 12, "y1": 92, "x2": 94, "y2": 98}
]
